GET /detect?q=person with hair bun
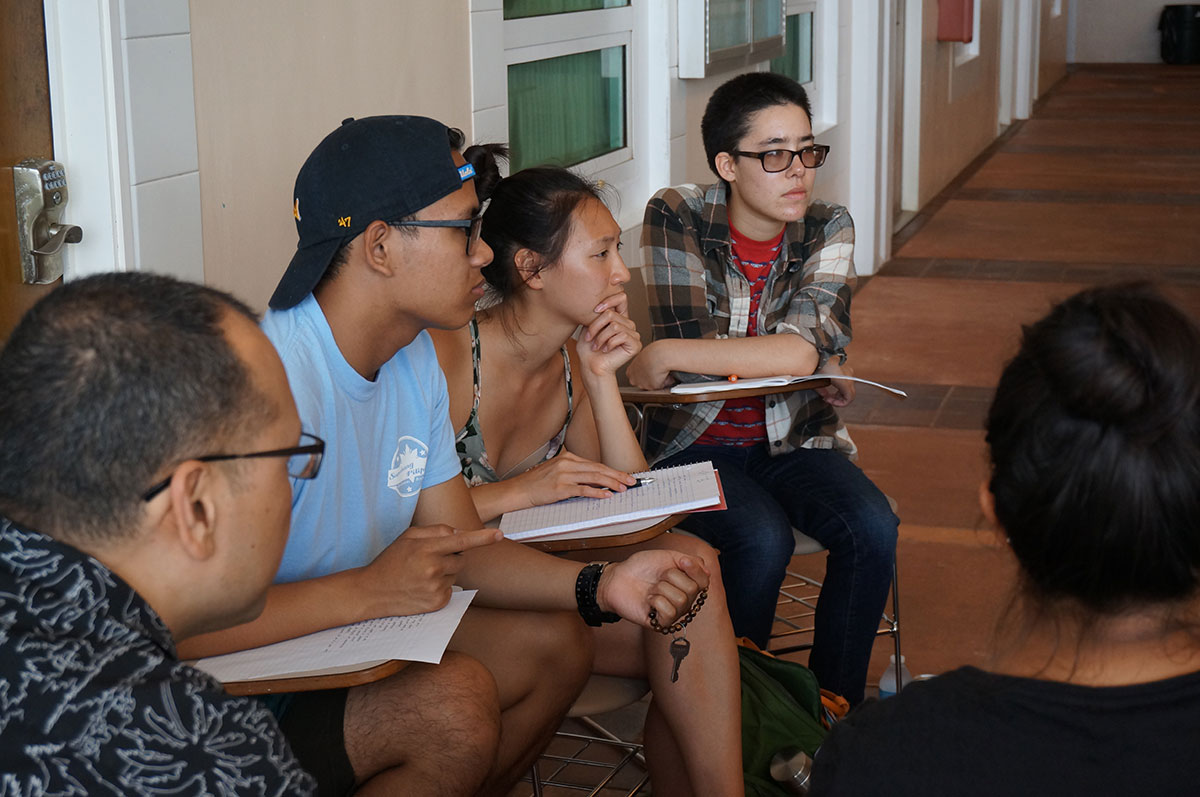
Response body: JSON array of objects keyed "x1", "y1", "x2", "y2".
[
  {"x1": 809, "y1": 282, "x2": 1200, "y2": 796},
  {"x1": 431, "y1": 164, "x2": 744, "y2": 796}
]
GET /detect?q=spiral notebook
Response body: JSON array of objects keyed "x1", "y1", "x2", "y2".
[{"x1": 498, "y1": 461, "x2": 723, "y2": 541}]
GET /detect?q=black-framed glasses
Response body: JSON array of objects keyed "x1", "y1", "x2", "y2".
[
  {"x1": 733, "y1": 145, "x2": 831, "y2": 173},
  {"x1": 141, "y1": 432, "x2": 325, "y2": 501},
  {"x1": 390, "y1": 214, "x2": 484, "y2": 255}
]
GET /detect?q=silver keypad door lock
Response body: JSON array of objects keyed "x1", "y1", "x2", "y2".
[{"x1": 12, "y1": 159, "x2": 83, "y2": 284}]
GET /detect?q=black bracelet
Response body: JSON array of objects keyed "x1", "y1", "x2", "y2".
[{"x1": 575, "y1": 563, "x2": 621, "y2": 627}]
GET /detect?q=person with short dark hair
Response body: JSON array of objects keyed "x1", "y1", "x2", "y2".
[
  {"x1": 179, "y1": 116, "x2": 711, "y2": 796},
  {"x1": 0, "y1": 273, "x2": 316, "y2": 795},
  {"x1": 810, "y1": 282, "x2": 1200, "y2": 795},
  {"x1": 431, "y1": 164, "x2": 744, "y2": 794},
  {"x1": 627, "y1": 71, "x2": 898, "y2": 705}
]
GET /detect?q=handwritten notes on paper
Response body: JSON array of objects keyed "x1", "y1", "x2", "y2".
[
  {"x1": 499, "y1": 462, "x2": 721, "y2": 541},
  {"x1": 193, "y1": 590, "x2": 476, "y2": 684}
]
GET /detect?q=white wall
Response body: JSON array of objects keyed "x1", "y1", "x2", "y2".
[
  {"x1": 120, "y1": 0, "x2": 204, "y2": 283},
  {"x1": 1069, "y1": 0, "x2": 1164, "y2": 63},
  {"x1": 44, "y1": 0, "x2": 204, "y2": 284},
  {"x1": 190, "y1": 1, "x2": 473, "y2": 309}
]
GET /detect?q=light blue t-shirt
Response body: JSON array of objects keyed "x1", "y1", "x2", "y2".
[{"x1": 262, "y1": 294, "x2": 462, "y2": 583}]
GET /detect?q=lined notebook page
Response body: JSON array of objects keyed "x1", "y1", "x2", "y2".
[
  {"x1": 499, "y1": 462, "x2": 720, "y2": 541},
  {"x1": 193, "y1": 590, "x2": 476, "y2": 683}
]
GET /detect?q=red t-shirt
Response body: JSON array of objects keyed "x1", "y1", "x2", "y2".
[{"x1": 694, "y1": 221, "x2": 783, "y2": 447}]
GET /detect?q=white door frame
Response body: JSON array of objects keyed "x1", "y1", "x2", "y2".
[
  {"x1": 900, "y1": 0, "x2": 922, "y2": 214},
  {"x1": 42, "y1": 0, "x2": 131, "y2": 279},
  {"x1": 848, "y1": 0, "x2": 892, "y2": 274},
  {"x1": 1013, "y1": 0, "x2": 1040, "y2": 119},
  {"x1": 999, "y1": 0, "x2": 1017, "y2": 127}
]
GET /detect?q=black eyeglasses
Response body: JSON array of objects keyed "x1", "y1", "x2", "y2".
[
  {"x1": 733, "y1": 145, "x2": 831, "y2": 173},
  {"x1": 390, "y1": 214, "x2": 484, "y2": 255},
  {"x1": 141, "y1": 432, "x2": 325, "y2": 501}
]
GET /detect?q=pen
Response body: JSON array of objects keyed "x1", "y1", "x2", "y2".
[{"x1": 601, "y1": 477, "x2": 655, "y2": 493}]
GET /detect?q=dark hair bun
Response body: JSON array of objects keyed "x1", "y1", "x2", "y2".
[
  {"x1": 1030, "y1": 289, "x2": 1197, "y2": 442},
  {"x1": 986, "y1": 282, "x2": 1200, "y2": 611},
  {"x1": 463, "y1": 143, "x2": 509, "y2": 203}
]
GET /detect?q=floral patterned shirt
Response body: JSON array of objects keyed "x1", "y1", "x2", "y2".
[{"x1": 0, "y1": 516, "x2": 316, "y2": 796}]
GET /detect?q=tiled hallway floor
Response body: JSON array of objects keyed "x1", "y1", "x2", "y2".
[
  {"x1": 847, "y1": 62, "x2": 1200, "y2": 688},
  {"x1": 511, "y1": 63, "x2": 1200, "y2": 795}
]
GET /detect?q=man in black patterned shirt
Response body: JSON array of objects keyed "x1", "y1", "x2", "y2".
[{"x1": 0, "y1": 274, "x2": 316, "y2": 795}]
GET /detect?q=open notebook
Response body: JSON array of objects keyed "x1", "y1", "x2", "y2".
[
  {"x1": 670, "y1": 374, "x2": 907, "y2": 399},
  {"x1": 498, "y1": 461, "x2": 723, "y2": 541}
]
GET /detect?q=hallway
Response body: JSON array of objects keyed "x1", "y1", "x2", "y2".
[
  {"x1": 518, "y1": 63, "x2": 1200, "y2": 795},
  {"x1": 840, "y1": 62, "x2": 1200, "y2": 685}
]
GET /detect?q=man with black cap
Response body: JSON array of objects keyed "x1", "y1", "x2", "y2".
[{"x1": 180, "y1": 116, "x2": 711, "y2": 796}]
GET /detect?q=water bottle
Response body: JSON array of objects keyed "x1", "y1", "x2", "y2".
[
  {"x1": 877, "y1": 653, "x2": 912, "y2": 699},
  {"x1": 770, "y1": 747, "x2": 813, "y2": 795}
]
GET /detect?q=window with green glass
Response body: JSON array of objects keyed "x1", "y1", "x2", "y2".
[
  {"x1": 771, "y1": 12, "x2": 813, "y2": 85},
  {"x1": 503, "y1": 0, "x2": 628, "y2": 21},
  {"x1": 507, "y1": 46, "x2": 626, "y2": 172},
  {"x1": 753, "y1": 0, "x2": 783, "y2": 41}
]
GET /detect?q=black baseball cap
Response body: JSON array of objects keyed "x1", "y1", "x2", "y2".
[{"x1": 269, "y1": 115, "x2": 476, "y2": 310}]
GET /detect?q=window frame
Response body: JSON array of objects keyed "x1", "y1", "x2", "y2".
[
  {"x1": 779, "y1": 0, "x2": 837, "y2": 136},
  {"x1": 471, "y1": 2, "x2": 661, "y2": 228},
  {"x1": 503, "y1": 29, "x2": 633, "y2": 176},
  {"x1": 771, "y1": 8, "x2": 815, "y2": 87},
  {"x1": 678, "y1": 0, "x2": 786, "y2": 79}
]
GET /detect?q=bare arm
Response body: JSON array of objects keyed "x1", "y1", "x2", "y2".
[
  {"x1": 626, "y1": 333, "x2": 819, "y2": 390},
  {"x1": 417, "y1": 475, "x2": 708, "y2": 627},
  {"x1": 176, "y1": 522, "x2": 502, "y2": 659},
  {"x1": 455, "y1": 295, "x2": 646, "y2": 523},
  {"x1": 566, "y1": 291, "x2": 647, "y2": 473},
  {"x1": 178, "y1": 477, "x2": 501, "y2": 660},
  {"x1": 177, "y1": 565, "x2": 382, "y2": 659},
  {"x1": 628, "y1": 189, "x2": 852, "y2": 390}
]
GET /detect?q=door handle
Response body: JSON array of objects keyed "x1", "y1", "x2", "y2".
[
  {"x1": 12, "y1": 159, "x2": 83, "y2": 284},
  {"x1": 31, "y1": 222, "x2": 83, "y2": 256}
]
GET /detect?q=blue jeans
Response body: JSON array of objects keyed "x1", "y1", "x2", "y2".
[{"x1": 659, "y1": 443, "x2": 898, "y2": 704}]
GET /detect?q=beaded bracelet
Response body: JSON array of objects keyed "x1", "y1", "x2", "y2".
[
  {"x1": 575, "y1": 562, "x2": 621, "y2": 627},
  {"x1": 648, "y1": 588, "x2": 708, "y2": 635}
]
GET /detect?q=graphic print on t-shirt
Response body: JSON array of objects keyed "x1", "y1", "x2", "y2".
[{"x1": 388, "y1": 435, "x2": 429, "y2": 497}]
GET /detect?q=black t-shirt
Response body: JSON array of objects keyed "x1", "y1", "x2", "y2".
[{"x1": 810, "y1": 665, "x2": 1200, "y2": 796}]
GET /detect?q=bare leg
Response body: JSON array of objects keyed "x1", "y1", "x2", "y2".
[
  {"x1": 643, "y1": 699, "x2": 690, "y2": 796},
  {"x1": 343, "y1": 651, "x2": 501, "y2": 795},
  {"x1": 450, "y1": 606, "x2": 594, "y2": 797},
  {"x1": 584, "y1": 532, "x2": 744, "y2": 797}
]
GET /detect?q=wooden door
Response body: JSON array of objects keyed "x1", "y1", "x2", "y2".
[{"x1": 1, "y1": 2, "x2": 57, "y2": 341}]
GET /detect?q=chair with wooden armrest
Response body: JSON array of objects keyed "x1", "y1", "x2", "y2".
[{"x1": 619, "y1": 383, "x2": 905, "y2": 697}]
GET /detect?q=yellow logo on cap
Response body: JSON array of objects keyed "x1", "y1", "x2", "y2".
[
  {"x1": 293, "y1": 198, "x2": 301, "y2": 221},
  {"x1": 337, "y1": 216, "x2": 352, "y2": 228}
]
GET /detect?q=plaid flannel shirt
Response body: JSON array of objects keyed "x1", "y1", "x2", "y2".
[{"x1": 640, "y1": 182, "x2": 858, "y2": 464}]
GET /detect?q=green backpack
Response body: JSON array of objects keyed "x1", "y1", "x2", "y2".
[{"x1": 739, "y1": 644, "x2": 830, "y2": 796}]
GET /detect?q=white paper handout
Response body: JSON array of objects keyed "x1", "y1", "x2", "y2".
[
  {"x1": 669, "y1": 374, "x2": 907, "y2": 399},
  {"x1": 192, "y1": 589, "x2": 476, "y2": 684},
  {"x1": 499, "y1": 461, "x2": 721, "y2": 541}
]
